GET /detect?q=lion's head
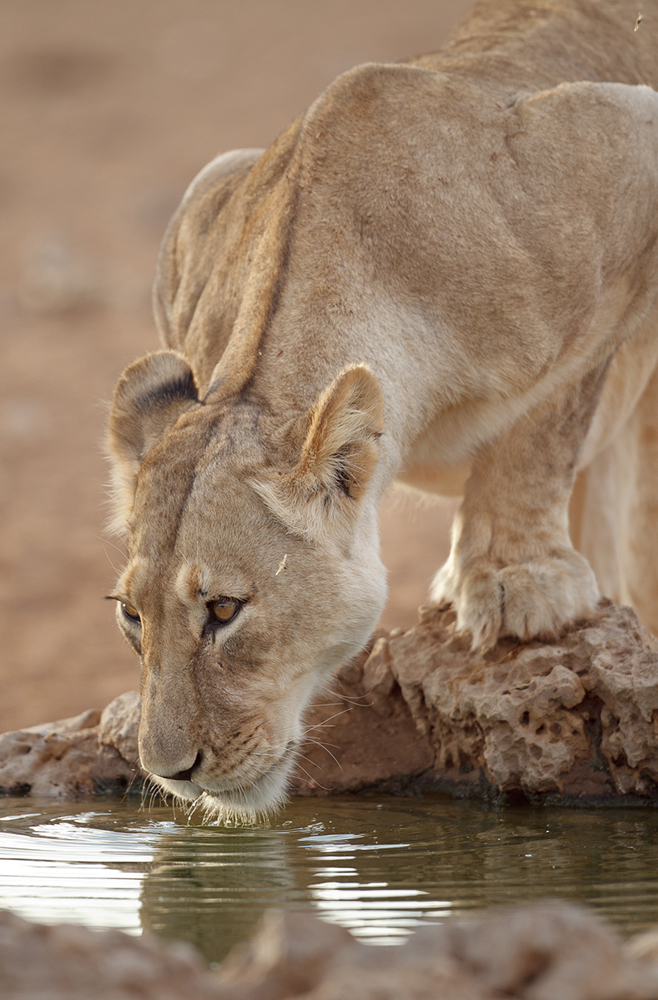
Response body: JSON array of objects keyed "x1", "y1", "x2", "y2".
[{"x1": 107, "y1": 351, "x2": 386, "y2": 821}]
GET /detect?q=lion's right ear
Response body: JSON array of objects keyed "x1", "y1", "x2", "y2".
[
  {"x1": 251, "y1": 365, "x2": 384, "y2": 545},
  {"x1": 107, "y1": 351, "x2": 199, "y2": 532}
]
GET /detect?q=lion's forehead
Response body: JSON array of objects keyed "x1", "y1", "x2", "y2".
[
  {"x1": 130, "y1": 424, "x2": 270, "y2": 561},
  {"x1": 125, "y1": 473, "x2": 292, "y2": 612}
]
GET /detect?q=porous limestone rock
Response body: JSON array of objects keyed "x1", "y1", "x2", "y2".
[
  {"x1": 1, "y1": 600, "x2": 657, "y2": 804},
  {"x1": 2, "y1": 903, "x2": 658, "y2": 1000},
  {"x1": 292, "y1": 599, "x2": 658, "y2": 803}
]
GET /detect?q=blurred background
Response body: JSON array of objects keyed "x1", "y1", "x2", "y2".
[{"x1": 0, "y1": 0, "x2": 471, "y2": 731}]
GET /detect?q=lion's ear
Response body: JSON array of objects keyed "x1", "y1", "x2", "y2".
[
  {"x1": 107, "y1": 351, "x2": 200, "y2": 531},
  {"x1": 252, "y1": 365, "x2": 384, "y2": 542}
]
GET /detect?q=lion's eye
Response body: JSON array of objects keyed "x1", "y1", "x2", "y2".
[
  {"x1": 210, "y1": 598, "x2": 240, "y2": 625},
  {"x1": 121, "y1": 602, "x2": 141, "y2": 624}
]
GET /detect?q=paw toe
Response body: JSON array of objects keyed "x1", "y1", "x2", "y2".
[{"x1": 432, "y1": 551, "x2": 600, "y2": 652}]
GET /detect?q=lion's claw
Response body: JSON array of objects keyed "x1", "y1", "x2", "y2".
[{"x1": 431, "y1": 550, "x2": 600, "y2": 652}]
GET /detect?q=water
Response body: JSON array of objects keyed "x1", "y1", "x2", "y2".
[{"x1": 0, "y1": 794, "x2": 657, "y2": 963}]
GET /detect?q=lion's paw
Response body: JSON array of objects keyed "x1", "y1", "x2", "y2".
[{"x1": 431, "y1": 550, "x2": 600, "y2": 651}]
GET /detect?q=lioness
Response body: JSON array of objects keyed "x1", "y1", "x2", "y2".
[{"x1": 107, "y1": 0, "x2": 658, "y2": 820}]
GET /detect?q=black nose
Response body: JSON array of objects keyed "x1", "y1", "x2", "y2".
[{"x1": 167, "y1": 751, "x2": 203, "y2": 782}]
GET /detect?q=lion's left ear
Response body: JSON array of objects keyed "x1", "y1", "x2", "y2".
[
  {"x1": 252, "y1": 365, "x2": 384, "y2": 542},
  {"x1": 107, "y1": 350, "x2": 200, "y2": 532}
]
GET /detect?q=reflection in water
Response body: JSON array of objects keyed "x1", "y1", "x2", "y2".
[
  {"x1": 140, "y1": 820, "x2": 301, "y2": 958},
  {"x1": 0, "y1": 805, "x2": 163, "y2": 933},
  {"x1": 0, "y1": 796, "x2": 657, "y2": 963}
]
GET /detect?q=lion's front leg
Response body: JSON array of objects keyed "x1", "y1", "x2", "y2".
[{"x1": 431, "y1": 367, "x2": 610, "y2": 650}]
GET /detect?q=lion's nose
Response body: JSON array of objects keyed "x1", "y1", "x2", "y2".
[{"x1": 154, "y1": 750, "x2": 203, "y2": 782}]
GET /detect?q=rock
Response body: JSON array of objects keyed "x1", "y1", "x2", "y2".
[
  {"x1": 2, "y1": 600, "x2": 658, "y2": 804},
  {"x1": 289, "y1": 630, "x2": 435, "y2": 797},
  {"x1": 404, "y1": 599, "x2": 658, "y2": 802},
  {"x1": 629, "y1": 929, "x2": 658, "y2": 964},
  {"x1": 217, "y1": 904, "x2": 658, "y2": 999},
  {"x1": 98, "y1": 690, "x2": 141, "y2": 765},
  {"x1": 217, "y1": 910, "x2": 356, "y2": 999},
  {"x1": 292, "y1": 599, "x2": 658, "y2": 804},
  {"x1": 0, "y1": 908, "x2": 223, "y2": 1000},
  {"x1": 0, "y1": 695, "x2": 141, "y2": 798},
  {"x1": 2, "y1": 903, "x2": 657, "y2": 1000},
  {"x1": 22, "y1": 708, "x2": 102, "y2": 738}
]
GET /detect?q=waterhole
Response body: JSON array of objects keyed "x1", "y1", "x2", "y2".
[{"x1": 1, "y1": 794, "x2": 657, "y2": 963}]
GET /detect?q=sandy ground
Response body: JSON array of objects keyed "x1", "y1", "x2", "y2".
[{"x1": 0, "y1": 0, "x2": 471, "y2": 732}]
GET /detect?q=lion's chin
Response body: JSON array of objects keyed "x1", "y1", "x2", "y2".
[{"x1": 149, "y1": 753, "x2": 294, "y2": 825}]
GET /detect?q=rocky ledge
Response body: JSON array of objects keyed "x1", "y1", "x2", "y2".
[
  {"x1": 0, "y1": 692, "x2": 141, "y2": 798},
  {"x1": 1, "y1": 599, "x2": 657, "y2": 804},
  {"x1": 2, "y1": 901, "x2": 658, "y2": 999}
]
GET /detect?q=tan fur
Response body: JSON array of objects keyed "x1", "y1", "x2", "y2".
[{"x1": 107, "y1": 0, "x2": 658, "y2": 819}]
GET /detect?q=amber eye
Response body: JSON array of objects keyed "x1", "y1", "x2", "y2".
[
  {"x1": 210, "y1": 598, "x2": 240, "y2": 625},
  {"x1": 121, "y1": 602, "x2": 141, "y2": 624}
]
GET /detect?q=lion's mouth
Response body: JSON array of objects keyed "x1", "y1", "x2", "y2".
[{"x1": 148, "y1": 746, "x2": 297, "y2": 823}]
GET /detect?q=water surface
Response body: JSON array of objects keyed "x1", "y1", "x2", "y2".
[{"x1": 0, "y1": 794, "x2": 657, "y2": 963}]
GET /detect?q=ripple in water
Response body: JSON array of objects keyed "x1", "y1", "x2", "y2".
[{"x1": 0, "y1": 795, "x2": 657, "y2": 962}]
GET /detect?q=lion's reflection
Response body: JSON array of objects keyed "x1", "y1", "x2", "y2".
[{"x1": 138, "y1": 798, "x2": 658, "y2": 964}]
